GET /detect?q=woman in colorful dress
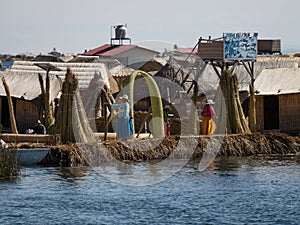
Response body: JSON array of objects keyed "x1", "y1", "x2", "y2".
[
  {"x1": 110, "y1": 95, "x2": 134, "y2": 141},
  {"x1": 201, "y1": 99, "x2": 216, "y2": 135}
]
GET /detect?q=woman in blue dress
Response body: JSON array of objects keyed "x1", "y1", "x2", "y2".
[{"x1": 110, "y1": 95, "x2": 134, "y2": 141}]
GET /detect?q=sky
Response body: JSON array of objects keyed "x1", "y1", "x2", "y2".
[{"x1": 0, "y1": 0, "x2": 299, "y2": 55}]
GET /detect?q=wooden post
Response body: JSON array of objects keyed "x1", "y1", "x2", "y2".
[
  {"x1": 249, "y1": 84, "x2": 256, "y2": 132},
  {"x1": 242, "y1": 61, "x2": 256, "y2": 132},
  {"x1": 1, "y1": 76, "x2": 18, "y2": 134},
  {"x1": 191, "y1": 80, "x2": 199, "y2": 135},
  {"x1": 104, "y1": 102, "x2": 107, "y2": 141},
  {"x1": 136, "y1": 107, "x2": 151, "y2": 138},
  {"x1": 38, "y1": 73, "x2": 45, "y2": 122},
  {"x1": 45, "y1": 69, "x2": 53, "y2": 129}
]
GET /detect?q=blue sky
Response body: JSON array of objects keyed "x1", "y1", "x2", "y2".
[{"x1": 1, "y1": 0, "x2": 299, "y2": 54}]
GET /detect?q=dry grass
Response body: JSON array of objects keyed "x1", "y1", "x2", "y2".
[
  {"x1": 0, "y1": 148, "x2": 20, "y2": 180},
  {"x1": 8, "y1": 133, "x2": 300, "y2": 167}
]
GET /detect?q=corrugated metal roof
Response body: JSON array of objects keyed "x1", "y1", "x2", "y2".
[
  {"x1": 0, "y1": 71, "x2": 61, "y2": 101},
  {"x1": 83, "y1": 44, "x2": 159, "y2": 57},
  {"x1": 255, "y1": 68, "x2": 300, "y2": 95},
  {"x1": 97, "y1": 45, "x2": 136, "y2": 57},
  {"x1": 83, "y1": 44, "x2": 114, "y2": 56}
]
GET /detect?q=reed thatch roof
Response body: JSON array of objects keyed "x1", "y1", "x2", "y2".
[
  {"x1": 257, "y1": 56, "x2": 300, "y2": 67},
  {"x1": 153, "y1": 56, "x2": 220, "y2": 97},
  {"x1": 0, "y1": 71, "x2": 61, "y2": 101},
  {"x1": 7, "y1": 61, "x2": 110, "y2": 90},
  {"x1": 109, "y1": 65, "x2": 135, "y2": 78},
  {"x1": 139, "y1": 57, "x2": 167, "y2": 73},
  {"x1": 255, "y1": 68, "x2": 300, "y2": 95},
  {"x1": 151, "y1": 55, "x2": 300, "y2": 100},
  {"x1": 234, "y1": 60, "x2": 298, "y2": 93}
]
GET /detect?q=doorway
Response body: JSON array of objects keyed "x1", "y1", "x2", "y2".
[
  {"x1": 264, "y1": 95, "x2": 279, "y2": 130},
  {"x1": 1, "y1": 97, "x2": 16, "y2": 129}
]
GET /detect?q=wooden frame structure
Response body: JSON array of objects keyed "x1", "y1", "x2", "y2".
[{"x1": 197, "y1": 36, "x2": 257, "y2": 132}]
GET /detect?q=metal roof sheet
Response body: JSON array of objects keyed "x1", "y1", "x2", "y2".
[
  {"x1": 83, "y1": 44, "x2": 114, "y2": 56},
  {"x1": 97, "y1": 45, "x2": 136, "y2": 57},
  {"x1": 83, "y1": 44, "x2": 159, "y2": 57}
]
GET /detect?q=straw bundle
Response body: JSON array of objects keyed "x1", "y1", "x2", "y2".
[
  {"x1": 220, "y1": 70, "x2": 251, "y2": 134},
  {"x1": 0, "y1": 145, "x2": 20, "y2": 180},
  {"x1": 55, "y1": 68, "x2": 78, "y2": 143}
]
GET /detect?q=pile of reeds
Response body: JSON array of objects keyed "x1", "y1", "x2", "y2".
[
  {"x1": 55, "y1": 68, "x2": 78, "y2": 143},
  {"x1": 219, "y1": 70, "x2": 251, "y2": 134},
  {"x1": 40, "y1": 144, "x2": 87, "y2": 167},
  {"x1": 36, "y1": 132, "x2": 300, "y2": 166},
  {"x1": 0, "y1": 147, "x2": 20, "y2": 180}
]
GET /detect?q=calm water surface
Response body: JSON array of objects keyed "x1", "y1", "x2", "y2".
[{"x1": 0, "y1": 156, "x2": 299, "y2": 225}]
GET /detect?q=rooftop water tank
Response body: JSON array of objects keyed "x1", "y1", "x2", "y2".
[{"x1": 115, "y1": 25, "x2": 127, "y2": 39}]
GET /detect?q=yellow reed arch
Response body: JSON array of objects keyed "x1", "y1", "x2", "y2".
[{"x1": 128, "y1": 70, "x2": 164, "y2": 138}]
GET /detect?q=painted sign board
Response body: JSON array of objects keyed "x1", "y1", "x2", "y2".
[{"x1": 223, "y1": 33, "x2": 258, "y2": 61}]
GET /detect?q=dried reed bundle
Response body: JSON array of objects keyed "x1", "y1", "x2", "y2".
[
  {"x1": 220, "y1": 70, "x2": 251, "y2": 134},
  {"x1": 55, "y1": 68, "x2": 78, "y2": 143},
  {"x1": 0, "y1": 147, "x2": 20, "y2": 180}
]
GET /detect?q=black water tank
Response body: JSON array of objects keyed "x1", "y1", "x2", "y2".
[{"x1": 115, "y1": 25, "x2": 127, "y2": 39}]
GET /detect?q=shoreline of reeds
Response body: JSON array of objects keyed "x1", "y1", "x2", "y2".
[{"x1": 38, "y1": 132, "x2": 300, "y2": 166}]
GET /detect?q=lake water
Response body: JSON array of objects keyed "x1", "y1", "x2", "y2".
[{"x1": 0, "y1": 156, "x2": 299, "y2": 225}]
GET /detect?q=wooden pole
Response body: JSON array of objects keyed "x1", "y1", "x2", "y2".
[
  {"x1": 136, "y1": 107, "x2": 151, "y2": 138},
  {"x1": 45, "y1": 70, "x2": 54, "y2": 129},
  {"x1": 248, "y1": 62, "x2": 256, "y2": 132},
  {"x1": 38, "y1": 73, "x2": 45, "y2": 122},
  {"x1": 1, "y1": 77, "x2": 18, "y2": 134},
  {"x1": 191, "y1": 80, "x2": 199, "y2": 135},
  {"x1": 104, "y1": 102, "x2": 107, "y2": 141}
]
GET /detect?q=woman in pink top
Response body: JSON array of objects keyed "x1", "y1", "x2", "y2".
[{"x1": 201, "y1": 99, "x2": 216, "y2": 135}]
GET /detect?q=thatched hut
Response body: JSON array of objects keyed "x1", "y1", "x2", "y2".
[
  {"x1": 0, "y1": 60, "x2": 113, "y2": 132},
  {"x1": 0, "y1": 72, "x2": 61, "y2": 132},
  {"x1": 138, "y1": 57, "x2": 167, "y2": 73},
  {"x1": 254, "y1": 68, "x2": 300, "y2": 132}
]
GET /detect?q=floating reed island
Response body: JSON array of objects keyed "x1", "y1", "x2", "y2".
[{"x1": 35, "y1": 132, "x2": 300, "y2": 167}]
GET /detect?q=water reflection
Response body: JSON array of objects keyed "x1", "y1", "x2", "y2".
[
  {"x1": 55, "y1": 167, "x2": 90, "y2": 184},
  {"x1": 214, "y1": 157, "x2": 241, "y2": 171},
  {"x1": 0, "y1": 156, "x2": 299, "y2": 225},
  {"x1": 40, "y1": 155, "x2": 300, "y2": 186}
]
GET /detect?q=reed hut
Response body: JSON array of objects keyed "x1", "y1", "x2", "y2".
[
  {"x1": 0, "y1": 71, "x2": 61, "y2": 132},
  {"x1": 138, "y1": 57, "x2": 167, "y2": 73},
  {"x1": 254, "y1": 68, "x2": 300, "y2": 132},
  {"x1": 234, "y1": 58, "x2": 298, "y2": 102},
  {"x1": 1, "y1": 60, "x2": 112, "y2": 132}
]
